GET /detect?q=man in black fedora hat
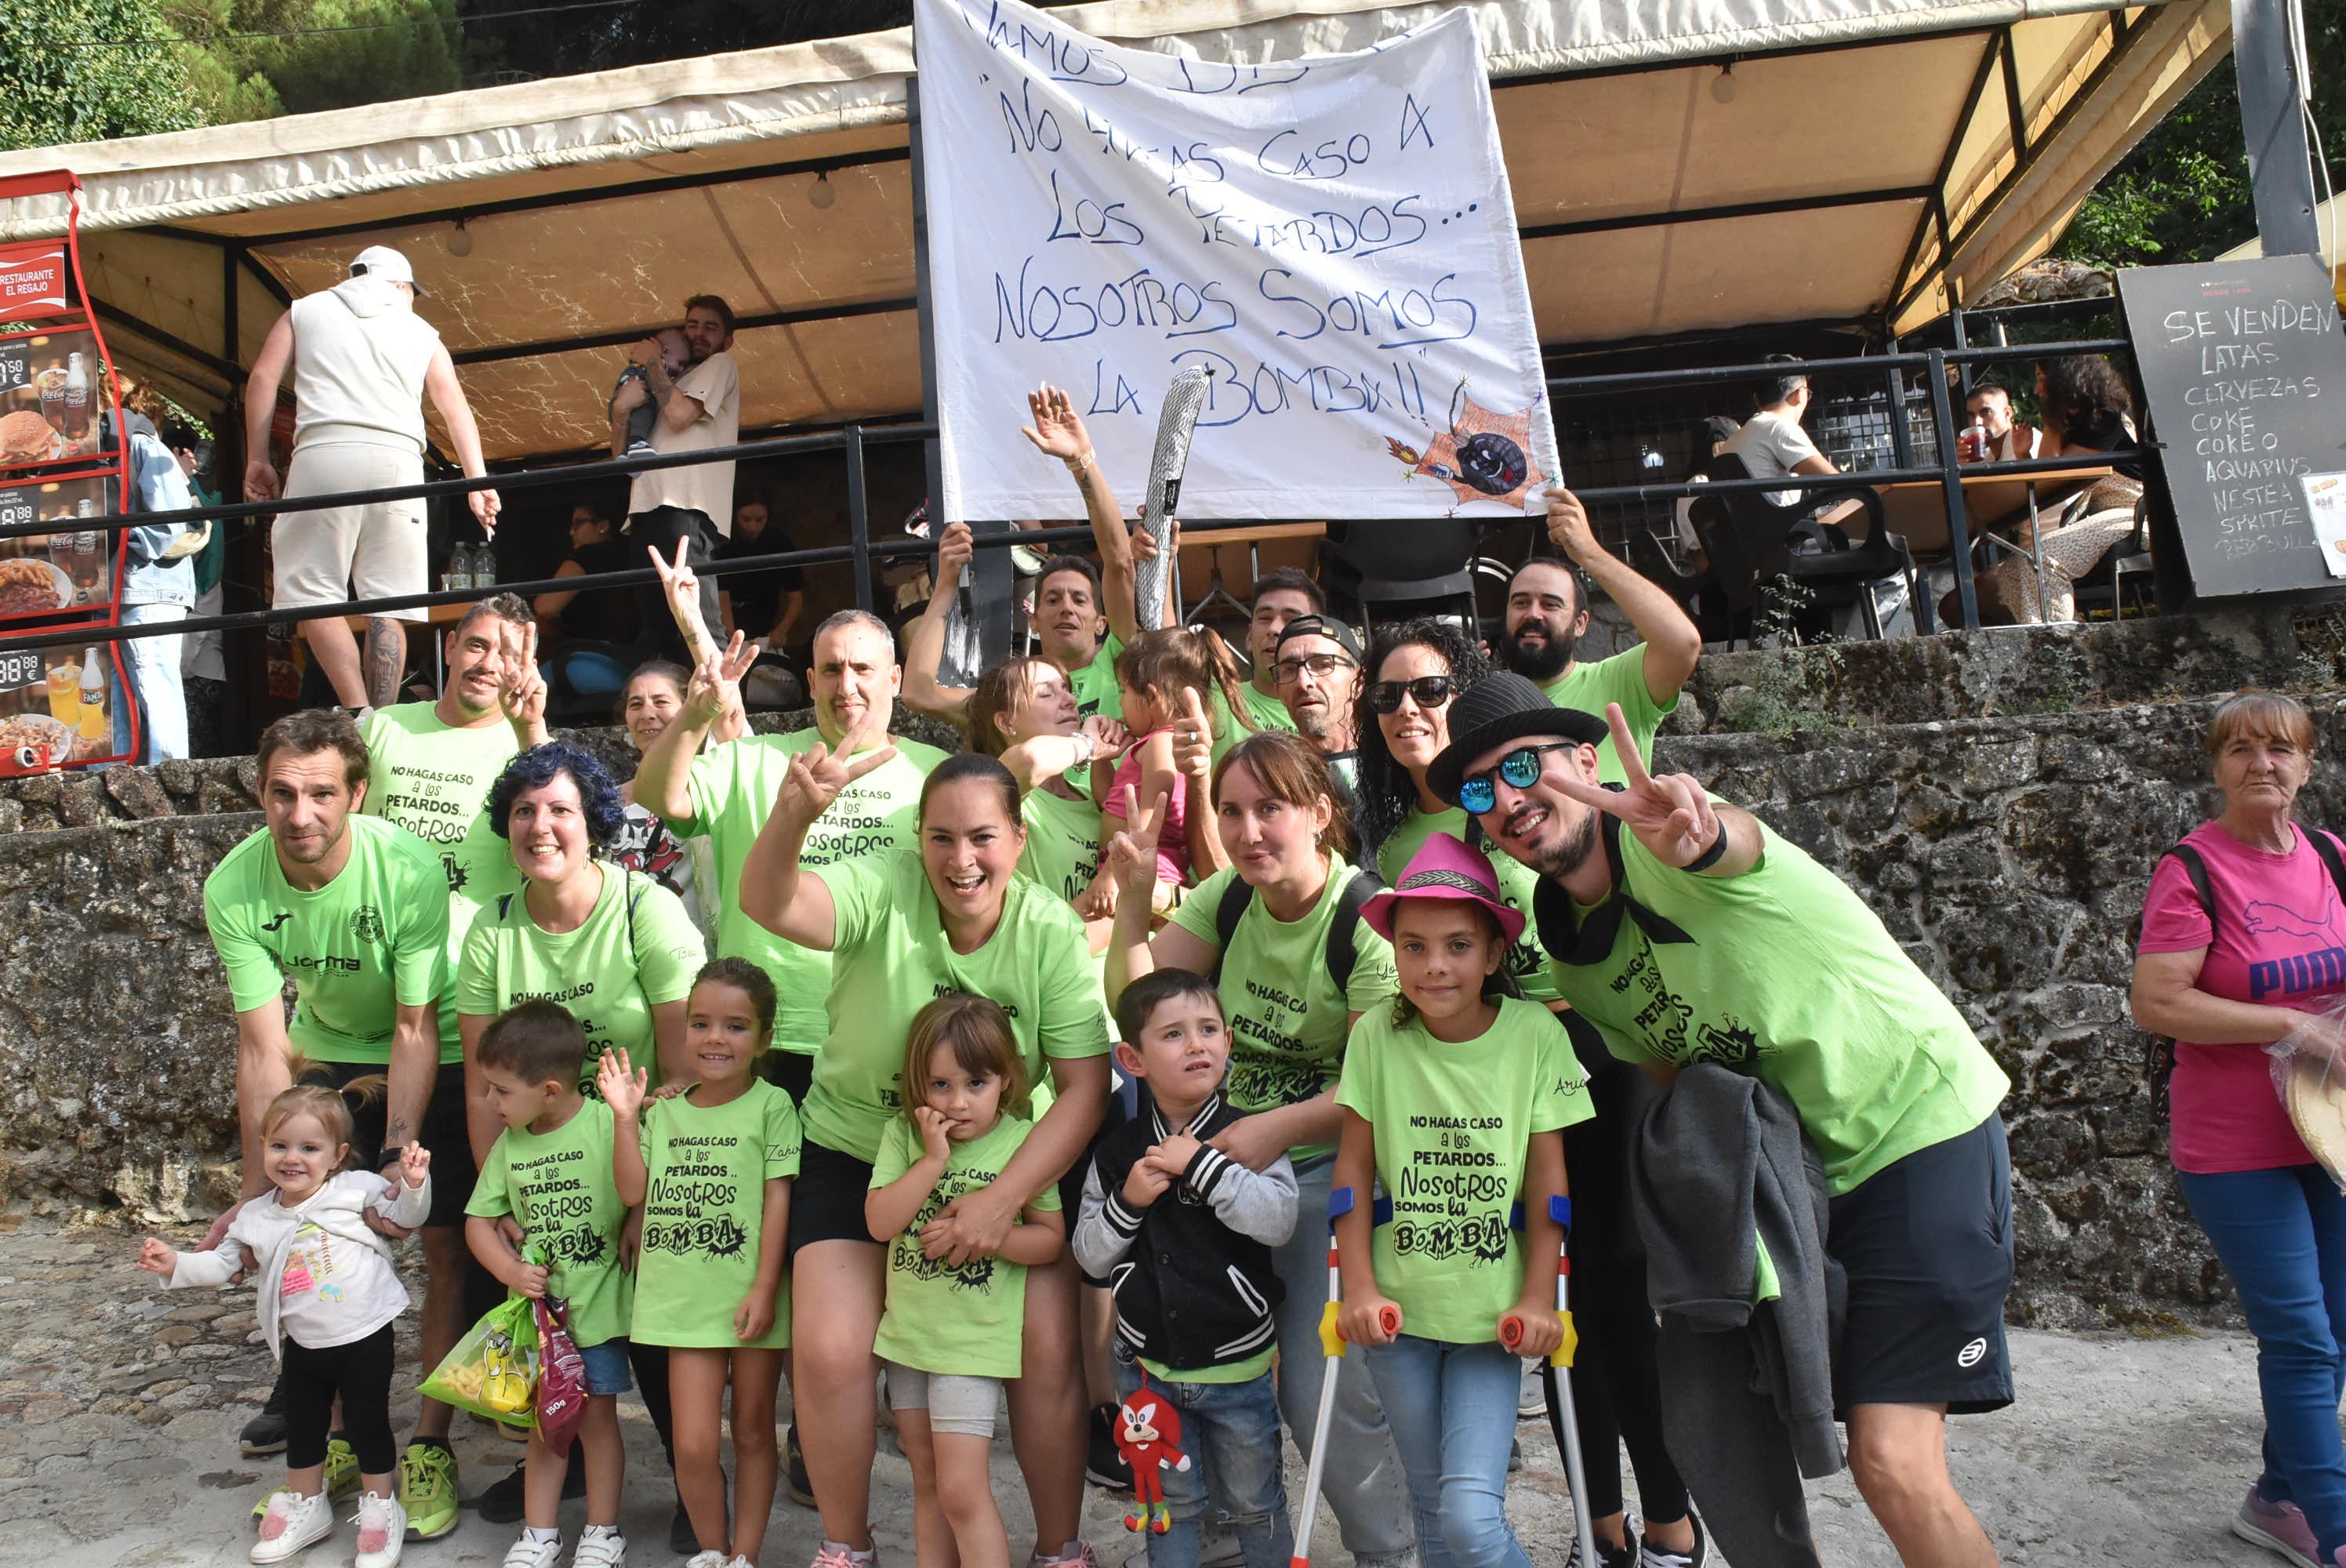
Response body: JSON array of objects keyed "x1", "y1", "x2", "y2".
[{"x1": 1431, "y1": 672, "x2": 2014, "y2": 1568}]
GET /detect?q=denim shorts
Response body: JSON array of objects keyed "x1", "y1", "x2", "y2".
[{"x1": 579, "y1": 1338, "x2": 634, "y2": 1397}]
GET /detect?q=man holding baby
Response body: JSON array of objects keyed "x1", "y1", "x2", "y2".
[{"x1": 610, "y1": 295, "x2": 741, "y2": 661}]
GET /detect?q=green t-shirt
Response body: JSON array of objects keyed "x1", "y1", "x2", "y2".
[
  {"x1": 456, "y1": 865, "x2": 706, "y2": 1095},
  {"x1": 632, "y1": 1080, "x2": 802, "y2": 1348},
  {"x1": 1210, "y1": 681, "x2": 1295, "y2": 766},
  {"x1": 804, "y1": 852, "x2": 1113, "y2": 1162},
  {"x1": 1067, "y1": 634, "x2": 1124, "y2": 724},
  {"x1": 870, "y1": 1112, "x2": 1062, "y2": 1379},
  {"x1": 1376, "y1": 810, "x2": 1557, "y2": 1007},
  {"x1": 1335, "y1": 996, "x2": 1592, "y2": 1344},
  {"x1": 1167, "y1": 860, "x2": 1400, "y2": 1159},
  {"x1": 361, "y1": 702, "x2": 522, "y2": 964},
  {"x1": 1539, "y1": 647, "x2": 1674, "y2": 786},
  {"x1": 681, "y1": 728, "x2": 950, "y2": 1056},
  {"x1": 1540, "y1": 818, "x2": 2009, "y2": 1194},
  {"x1": 1019, "y1": 783, "x2": 1102, "y2": 906},
  {"x1": 464, "y1": 1098, "x2": 633, "y2": 1348},
  {"x1": 203, "y1": 815, "x2": 459, "y2": 1064}
]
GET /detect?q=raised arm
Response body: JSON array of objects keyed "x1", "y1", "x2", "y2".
[
  {"x1": 1022, "y1": 384, "x2": 1142, "y2": 643},
  {"x1": 634, "y1": 629, "x2": 746, "y2": 824},
  {"x1": 1545, "y1": 488, "x2": 1700, "y2": 708},
  {"x1": 737, "y1": 704, "x2": 897, "y2": 950},
  {"x1": 1101, "y1": 785, "x2": 1218, "y2": 1004},
  {"x1": 902, "y1": 521, "x2": 976, "y2": 724}
]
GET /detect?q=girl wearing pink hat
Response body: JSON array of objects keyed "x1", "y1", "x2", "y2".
[{"x1": 1332, "y1": 832, "x2": 1596, "y2": 1568}]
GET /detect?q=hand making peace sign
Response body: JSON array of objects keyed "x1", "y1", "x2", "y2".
[
  {"x1": 1545, "y1": 702, "x2": 1722, "y2": 869},
  {"x1": 776, "y1": 697, "x2": 899, "y2": 828}
]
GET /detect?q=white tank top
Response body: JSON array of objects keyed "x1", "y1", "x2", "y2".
[{"x1": 288, "y1": 278, "x2": 441, "y2": 453}]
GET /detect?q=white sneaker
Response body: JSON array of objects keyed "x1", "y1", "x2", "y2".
[
  {"x1": 573, "y1": 1530, "x2": 626, "y2": 1568},
  {"x1": 501, "y1": 1534, "x2": 562, "y2": 1568},
  {"x1": 1519, "y1": 1362, "x2": 1547, "y2": 1418},
  {"x1": 250, "y1": 1490, "x2": 333, "y2": 1564},
  {"x1": 352, "y1": 1493, "x2": 407, "y2": 1568},
  {"x1": 685, "y1": 1554, "x2": 732, "y2": 1568}
]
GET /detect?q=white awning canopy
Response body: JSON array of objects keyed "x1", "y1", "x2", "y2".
[{"x1": 0, "y1": 0, "x2": 2231, "y2": 461}]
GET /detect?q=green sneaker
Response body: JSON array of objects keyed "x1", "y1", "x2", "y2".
[
  {"x1": 398, "y1": 1440, "x2": 459, "y2": 1540},
  {"x1": 252, "y1": 1439, "x2": 358, "y2": 1519}
]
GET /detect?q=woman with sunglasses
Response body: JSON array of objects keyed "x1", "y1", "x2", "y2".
[
  {"x1": 1104, "y1": 730, "x2": 1417, "y2": 1568},
  {"x1": 1356, "y1": 622, "x2": 1704, "y2": 1568}
]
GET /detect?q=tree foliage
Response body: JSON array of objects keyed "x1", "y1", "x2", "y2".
[
  {"x1": 2056, "y1": 5, "x2": 2346, "y2": 267},
  {"x1": 0, "y1": 0, "x2": 206, "y2": 150},
  {"x1": 168, "y1": 0, "x2": 463, "y2": 122}
]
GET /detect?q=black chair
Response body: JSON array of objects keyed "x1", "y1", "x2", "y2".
[
  {"x1": 1690, "y1": 454, "x2": 1916, "y2": 641},
  {"x1": 1625, "y1": 527, "x2": 1733, "y2": 645},
  {"x1": 1319, "y1": 517, "x2": 1484, "y2": 633}
]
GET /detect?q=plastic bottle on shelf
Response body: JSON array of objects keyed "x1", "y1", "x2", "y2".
[
  {"x1": 75, "y1": 647, "x2": 106, "y2": 746},
  {"x1": 473, "y1": 540, "x2": 496, "y2": 587}
]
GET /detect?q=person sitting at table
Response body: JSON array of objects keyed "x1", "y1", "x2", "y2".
[
  {"x1": 1959, "y1": 382, "x2": 2041, "y2": 463},
  {"x1": 1720, "y1": 354, "x2": 1862, "y2": 530},
  {"x1": 532, "y1": 503, "x2": 641, "y2": 703},
  {"x1": 1961, "y1": 355, "x2": 2145, "y2": 626}
]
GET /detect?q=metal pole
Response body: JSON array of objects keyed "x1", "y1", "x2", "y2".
[
  {"x1": 1927, "y1": 347, "x2": 1981, "y2": 629},
  {"x1": 844, "y1": 423, "x2": 874, "y2": 615},
  {"x1": 2233, "y1": 0, "x2": 2322, "y2": 258}
]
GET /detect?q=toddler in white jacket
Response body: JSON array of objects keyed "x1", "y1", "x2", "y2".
[{"x1": 140, "y1": 1079, "x2": 430, "y2": 1568}]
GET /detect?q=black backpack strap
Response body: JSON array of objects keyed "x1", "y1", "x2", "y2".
[
  {"x1": 1324, "y1": 869, "x2": 1385, "y2": 996},
  {"x1": 2306, "y1": 828, "x2": 2346, "y2": 909},
  {"x1": 1207, "y1": 876, "x2": 1253, "y2": 985},
  {"x1": 2144, "y1": 841, "x2": 2219, "y2": 1122},
  {"x1": 496, "y1": 891, "x2": 516, "y2": 921},
  {"x1": 621, "y1": 867, "x2": 648, "y2": 963}
]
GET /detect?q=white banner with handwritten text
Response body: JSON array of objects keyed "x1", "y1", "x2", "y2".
[{"x1": 916, "y1": 0, "x2": 1558, "y2": 522}]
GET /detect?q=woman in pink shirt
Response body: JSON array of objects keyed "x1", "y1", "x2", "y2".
[{"x1": 2134, "y1": 692, "x2": 2346, "y2": 1568}]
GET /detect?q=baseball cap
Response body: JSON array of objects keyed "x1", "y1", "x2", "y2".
[{"x1": 350, "y1": 245, "x2": 426, "y2": 296}]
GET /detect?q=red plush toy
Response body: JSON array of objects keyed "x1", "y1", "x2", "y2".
[{"x1": 1114, "y1": 1377, "x2": 1193, "y2": 1534}]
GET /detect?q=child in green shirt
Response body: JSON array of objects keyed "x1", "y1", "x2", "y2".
[
  {"x1": 464, "y1": 1002, "x2": 632, "y2": 1568},
  {"x1": 603, "y1": 959, "x2": 801, "y2": 1568},
  {"x1": 866, "y1": 994, "x2": 1066, "y2": 1568},
  {"x1": 1335, "y1": 834, "x2": 1592, "y2": 1568}
]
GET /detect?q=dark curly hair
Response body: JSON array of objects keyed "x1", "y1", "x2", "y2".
[
  {"x1": 488, "y1": 742, "x2": 629, "y2": 854},
  {"x1": 1352, "y1": 618, "x2": 1494, "y2": 867},
  {"x1": 2039, "y1": 354, "x2": 2132, "y2": 446}
]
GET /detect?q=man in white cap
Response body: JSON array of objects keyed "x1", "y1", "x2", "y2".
[{"x1": 244, "y1": 245, "x2": 500, "y2": 711}]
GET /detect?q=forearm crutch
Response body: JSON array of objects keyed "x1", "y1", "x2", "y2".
[
  {"x1": 1289, "y1": 1185, "x2": 1397, "y2": 1568},
  {"x1": 1502, "y1": 1195, "x2": 1597, "y2": 1568}
]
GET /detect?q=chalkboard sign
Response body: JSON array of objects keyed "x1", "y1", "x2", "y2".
[{"x1": 2120, "y1": 256, "x2": 2346, "y2": 597}]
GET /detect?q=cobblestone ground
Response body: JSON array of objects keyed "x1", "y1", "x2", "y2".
[{"x1": 0, "y1": 1217, "x2": 2291, "y2": 1567}]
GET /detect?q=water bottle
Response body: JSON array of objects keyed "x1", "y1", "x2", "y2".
[
  {"x1": 473, "y1": 539, "x2": 496, "y2": 587},
  {"x1": 451, "y1": 543, "x2": 477, "y2": 592}
]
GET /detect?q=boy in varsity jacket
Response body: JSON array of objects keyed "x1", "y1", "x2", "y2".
[{"x1": 1073, "y1": 969, "x2": 1298, "y2": 1568}]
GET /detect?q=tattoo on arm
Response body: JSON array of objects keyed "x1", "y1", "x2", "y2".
[
  {"x1": 383, "y1": 1118, "x2": 413, "y2": 1153},
  {"x1": 364, "y1": 618, "x2": 405, "y2": 710}
]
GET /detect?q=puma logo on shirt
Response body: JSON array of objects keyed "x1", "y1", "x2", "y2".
[{"x1": 2243, "y1": 900, "x2": 2346, "y2": 1000}]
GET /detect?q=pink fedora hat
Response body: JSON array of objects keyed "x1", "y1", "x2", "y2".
[{"x1": 1363, "y1": 831, "x2": 1525, "y2": 949}]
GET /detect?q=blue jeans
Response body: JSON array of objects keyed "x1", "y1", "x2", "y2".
[
  {"x1": 1112, "y1": 1352, "x2": 1292, "y2": 1568},
  {"x1": 2177, "y1": 1163, "x2": 2346, "y2": 1555},
  {"x1": 1275, "y1": 1154, "x2": 1414, "y2": 1566},
  {"x1": 1364, "y1": 1334, "x2": 1532, "y2": 1568},
  {"x1": 111, "y1": 602, "x2": 187, "y2": 764}
]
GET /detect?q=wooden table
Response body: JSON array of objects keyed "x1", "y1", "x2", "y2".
[
  {"x1": 1173, "y1": 521, "x2": 1326, "y2": 623},
  {"x1": 1863, "y1": 466, "x2": 2117, "y2": 556}
]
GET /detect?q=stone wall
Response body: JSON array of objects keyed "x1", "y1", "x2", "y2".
[{"x1": 0, "y1": 661, "x2": 2329, "y2": 1327}]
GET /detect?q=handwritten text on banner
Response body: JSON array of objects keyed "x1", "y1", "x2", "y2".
[{"x1": 916, "y1": 0, "x2": 1559, "y2": 521}]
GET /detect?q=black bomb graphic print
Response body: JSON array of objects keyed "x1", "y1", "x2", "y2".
[
  {"x1": 642, "y1": 1135, "x2": 752, "y2": 1259},
  {"x1": 1390, "y1": 1117, "x2": 1513, "y2": 1265}
]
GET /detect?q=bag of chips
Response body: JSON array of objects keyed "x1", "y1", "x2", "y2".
[{"x1": 533, "y1": 1294, "x2": 589, "y2": 1456}]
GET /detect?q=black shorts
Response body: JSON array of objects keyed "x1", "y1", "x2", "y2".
[
  {"x1": 323, "y1": 1058, "x2": 478, "y2": 1229},
  {"x1": 1826, "y1": 1113, "x2": 2014, "y2": 1417},
  {"x1": 762, "y1": 1048, "x2": 815, "y2": 1106},
  {"x1": 788, "y1": 1139, "x2": 881, "y2": 1258}
]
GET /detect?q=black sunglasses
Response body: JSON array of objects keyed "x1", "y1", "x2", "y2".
[{"x1": 1367, "y1": 676, "x2": 1456, "y2": 713}]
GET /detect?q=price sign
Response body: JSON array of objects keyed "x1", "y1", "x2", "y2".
[
  {"x1": 0, "y1": 490, "x2": 31, "y2": 529},
  {"x1": 0, "y1": 342, "x2": 28, "y2": 394},
  {"x1": 0, "y1": 648, "x2": 42, "y2": 688}
]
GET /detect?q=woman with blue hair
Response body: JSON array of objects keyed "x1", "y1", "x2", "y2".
[{"x1": 456, "y1": 740, "x2": 710, "y2": 1544}]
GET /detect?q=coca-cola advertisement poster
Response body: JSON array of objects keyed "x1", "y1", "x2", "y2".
[
  {"x1": 0, "y1": 328, "x2": 106, "y2": 472},
  {"x1": 0, "y1": 641, "x2": 132, "y2": 774},
  {"x1": 0, "y1": 475, "x2": 114, "y2": 621}
]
